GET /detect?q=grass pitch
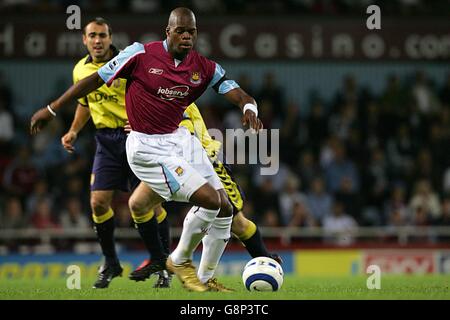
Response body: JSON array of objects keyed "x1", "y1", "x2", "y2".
[{"x1": 1, "y1": 275, "x2": 449, "y2": 300}]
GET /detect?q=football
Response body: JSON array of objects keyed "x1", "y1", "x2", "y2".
[{"x1": 242, "y1": 256, "x2": 284, "y2": 291}]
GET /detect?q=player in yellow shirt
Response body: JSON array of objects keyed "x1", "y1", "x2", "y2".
[{"x1": 61, "y1": 18, "x2": 170, "y2": 289}]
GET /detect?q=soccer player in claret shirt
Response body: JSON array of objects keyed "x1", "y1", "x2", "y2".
[
  {"x1": 60, "y1": 18, "x2": 172, "y2": 289},
  {"x1": 30, "y1": 7, "x2": 263, "y2": 292}
]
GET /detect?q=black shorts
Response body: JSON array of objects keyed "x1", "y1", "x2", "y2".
[
  {"x1": 213, "y1": 161, "x2": 245, "y2": 215},
  {"x1": 91, "y1": 128, "x2": 139, "y2": 192}
]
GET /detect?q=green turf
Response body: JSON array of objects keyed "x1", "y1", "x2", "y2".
[{"x1": 1, "y1": 275, "x2": 449, "y2": 300}]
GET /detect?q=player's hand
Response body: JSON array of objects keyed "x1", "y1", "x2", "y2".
[
  {"x1": 242, "y1": 110, "x2": 263, "y2": 134},
  {"x1": 124, "y1": 121, "x2": 131, "y2": 134},
  {"x1": 61, "y1": 130, "x2": 77, "y2": 153},
  {"x1": 30, "y1": 107, "x2": 54, "y2": 135}
]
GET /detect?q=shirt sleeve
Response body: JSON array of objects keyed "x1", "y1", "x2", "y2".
[
  {"x1": 98, "y1": 42, "x2": 145, "y2": 86},
  {"x1": 208, "y1": 62, "x2": 240, "y2": 94}
]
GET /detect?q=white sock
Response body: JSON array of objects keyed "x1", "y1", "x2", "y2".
[
  {"x1": 197, "y1": 216, "x2": 232, "y2": 283},
  {"x1": 170, "y1": 206, "x2": 219, "y2": 265}
]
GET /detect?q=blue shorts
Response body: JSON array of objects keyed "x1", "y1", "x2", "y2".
[{"x1": 91, "y1": 128, "x2": 140, "y2": 192}]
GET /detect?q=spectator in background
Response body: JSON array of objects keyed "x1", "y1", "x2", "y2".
[
  {"x1": 411, "y1": 71, "x2": 441, "y2": 117},
  {"x1": 361, "y1": 147, "x2": 389, "y2": 225},
  {"x1": 334, "y1": 176, "x2": 363, "y2": 223},
  {"x1": 319, "y1": 135, "x2": 340, "y2": 169},
  {"x1": 31, "y1": 117, "x2": 69, "y2": 169},
  {"x1": 59, "y1": 197, "x2": 90, "y2": 229},
  {"x1": 360, "y1": 100, "x2": 382, "y2": 149},
  {"x1": 328, "y1": 102, "x2": 358, "y2": 142},
  {"x1": 380, "y1": 74, "x2": 409, "y2": 138},
  {"x1": 59, "y1": 176, "x2": 88, "y2": 207},
  {"x1": 25, "y1": 179, "x2": 53, "y2": 217},
  {"x1": 409, "y1": 179, "x2": 441, "y2": 223},
  {"x1": 253, "y1": 156, "x2": 290, "y2": 193},
  {"x1": 306, "y1": 176, "x2": 333, "y2": 225},
  {"x1": 257, "y1": 72, "x2": 285, "y2": 119},
  {"x1": 0, "y1": 196, "x2": 26, "y2": 229},
  {"x1": 2, "y1": 145, "x2": 41, "y2": 200},
  {"x1": 287, "y1": 202, "x2": 317, "y2": 228},
  {"x1": 278, "y1": 175, "x2": 306, "y2": 226},
  {"x1": 324, "y1": 141, "x2": 359, "y2": 194},
  {"x1": 323, "y1": 200, "x2": 358, "y2": 246},
  {"x1": 30, "y1": 198, "x2": 60, "y2": 229},
  {"x1": 412, "y1": 148, "x2": 441, "y2": 192},
  {"x1": 280, "y1": 102, "x2": 302, "y2": 166},
  {"x1": 258, "y1": 99, "x2": 279, "y2": 129},
  {"x1": 253, "y1": 178, "x2": 281, "y2": 225},
  {"x1": 383, "y1": 184, "x2": 409, "y2": 227},
  {"x1": 295, "y1": 150, "x2": 322, "y2": 191},
  {"x1": 386, "y1": 123, "x2": 417, "y2": 181},
  {"x1": 307, "y1": 100, "x2": 329, "y2": 152},
  {"x1": 332, "y1": 74, "x2": 360, "y2": 113},
  {"x1": 237, "y1": 73, "x2": 255, "y2": 97},
  {"x1": 0, "y1": 94, "x2": 14, "y2": 153},
  {"x1": 260, "y1": 208, "x2": 281, "y2": 227}
]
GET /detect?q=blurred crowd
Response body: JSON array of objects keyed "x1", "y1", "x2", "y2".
[
  {"x1": 0, "y1": 0, "x2": 448, "y2": 16},
  {"x1": 1, "y1": 67, "x2": 450, "y2": 244}
]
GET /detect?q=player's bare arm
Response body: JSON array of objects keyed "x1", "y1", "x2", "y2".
[
  {"x1": 30, "y1": 72, "x2": 104, "y2": 135},
  {"x1": 223, "y1": 87, "x2": 263, "y2": 133},
  {"x1": 61, "y1": 104, "x2": 91, "y2": 153}
]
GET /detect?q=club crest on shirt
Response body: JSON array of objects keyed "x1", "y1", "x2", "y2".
[
  {"x1": 175, "y1": 166, "x2": 184, "y2": 176},
  {"x1": 190, "y1": 71, "x2": 201, "y2": 84}
]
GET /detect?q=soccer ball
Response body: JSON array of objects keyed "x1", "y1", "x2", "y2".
[{"x1": 242, "y1": 256, "x2": 284, "y2": 291}]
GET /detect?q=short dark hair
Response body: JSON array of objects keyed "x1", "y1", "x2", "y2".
[{"x1": 83, "y1": 17, "x2": 112, "y2": 36}]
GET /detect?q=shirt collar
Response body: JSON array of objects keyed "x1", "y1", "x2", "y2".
[{"x1": 163, "y1": 39, "x2": 182, "y2": 67}]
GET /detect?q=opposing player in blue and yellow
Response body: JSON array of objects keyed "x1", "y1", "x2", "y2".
[{"x1": 61, "y1": 18, "x2": 170, "y2": 289}]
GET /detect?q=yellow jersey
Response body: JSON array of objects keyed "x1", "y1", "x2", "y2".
[
  {"x1": 72, "y1": 51, "x2": 127, "y2": 129},
  {"x1": 180, "y1": 103, "x2": 222, "y2": 161}
]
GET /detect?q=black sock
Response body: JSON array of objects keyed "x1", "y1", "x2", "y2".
[
  {"x1": 158, "y1": 217, "x2": 171, "y2": 256},
  {"x1": 242, "y1": 227, "x2": 270, "y2": 258},
  {"x1": 94, "y1": 217, "x2": 119, "y2": 266},
  {"x1": 136, "y1": 218, "x2": 166, "y2": 262}
]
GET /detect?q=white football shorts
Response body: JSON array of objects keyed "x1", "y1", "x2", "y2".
[{"x1": 126, "y1": 127, "x2": 223, "y2": 202}]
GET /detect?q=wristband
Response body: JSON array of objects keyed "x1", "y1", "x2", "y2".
[
  {"x1": 47, "y1": 105, "x2": 56, "y2": 117},
  {"x1": 243, "y1": 103, "x2": 258, "y2": 117}
]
